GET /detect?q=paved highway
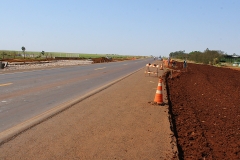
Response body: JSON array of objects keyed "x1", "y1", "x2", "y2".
[{"x1": 0, "y1": 58, "x2": 155, "y2": 132}]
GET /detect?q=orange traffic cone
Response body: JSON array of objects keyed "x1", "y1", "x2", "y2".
[{"x1": 154, "y1": 78, "x2": 163, "y2": 104}]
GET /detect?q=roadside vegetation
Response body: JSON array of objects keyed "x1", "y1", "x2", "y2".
[
  {"x1": 0, "y1": 50, "x2": 146, "y2": 62},
  {"x1": 169, "y1": 48, "x2": 240, "y2": 66}
]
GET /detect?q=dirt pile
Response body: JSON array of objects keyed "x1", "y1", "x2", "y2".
[{"x1": 167, "y1": 62, "x2": 240, "y2": 159}]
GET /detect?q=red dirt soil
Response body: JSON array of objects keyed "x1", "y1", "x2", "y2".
[{"x1": 166, "y1": 62, "x2": 240, "y2": 160}]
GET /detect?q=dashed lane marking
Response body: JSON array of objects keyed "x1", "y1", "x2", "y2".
[{"x1": 94, "y1": 67, "x2": 106, "y2": 70}]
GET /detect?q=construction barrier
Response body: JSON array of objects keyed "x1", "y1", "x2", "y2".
[
  {"x1": 145, "y1": 63, "x2": 159, "y2": 77},
  {"x1": 159, "y1": 63, "x2": 163, "y2": 70},
  {"x1": 154, "y1": 78, "x2": 163, "y2": 104}
]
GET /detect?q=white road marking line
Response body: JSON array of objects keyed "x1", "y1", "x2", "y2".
[
  {"x1": 0, "y1": 67, "x2": 66, "y2": 75},
  {"x1": 0, "y1": 83, "x2": 12, "y2": 87},
  {"x1": 94, "y1": 67, "x2": 106, "y2": 70}
]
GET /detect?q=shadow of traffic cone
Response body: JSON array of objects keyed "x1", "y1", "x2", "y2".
[{"x1": 154, "y1": 78, "x2": 163, "y2": 105}]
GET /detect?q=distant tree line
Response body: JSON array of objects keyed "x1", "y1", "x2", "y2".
[{"x1": 169, "y1": 48, "x2": 229, "y2": 65}]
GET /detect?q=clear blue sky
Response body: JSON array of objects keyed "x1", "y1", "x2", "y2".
[{"x1": 1, "y1": 0, "x2": 239, "y2": 57}]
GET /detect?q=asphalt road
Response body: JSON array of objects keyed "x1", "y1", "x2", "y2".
[{"x1": 0, "y1": 58, "x2": 154, "y2": 132}]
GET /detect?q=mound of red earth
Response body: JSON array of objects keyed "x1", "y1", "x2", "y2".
[{"x1": 166, "y1": 62, "x2": 240, "y2": 160}]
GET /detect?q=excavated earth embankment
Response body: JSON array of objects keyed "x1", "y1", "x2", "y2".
[{"x1": 167, "y1": 62, "x2": 240, "y2": 160}]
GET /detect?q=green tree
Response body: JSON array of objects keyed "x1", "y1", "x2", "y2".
[
  {"x1": 189, "y1": 51, "x2": 203, "y2": 63},
  {"x1": 41, "y1": 51, "x2": 45, "y2": 56},
  {"x1": 21, "y1": 46, "x2": 26, "y2": 59},
  {"x1": 170, "y1": 49, "x2": 224, "y2": 64},
  {"x1": 169, "y1": 50, "x2": 188, "y2": 59}
]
